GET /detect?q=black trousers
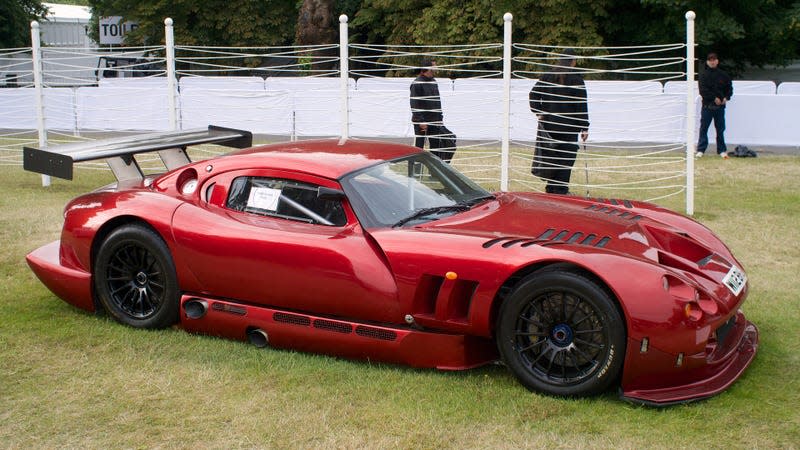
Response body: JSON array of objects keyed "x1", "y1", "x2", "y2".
[
  {"x1": 413, "y1": 124, "x2": 456, "y2": 164},
  {"x1": 539, "y1": 131, "x2": 579, "y2": 194},
  {"x1": 697, "y1": 106, "x2": 727, "y2": 154}
]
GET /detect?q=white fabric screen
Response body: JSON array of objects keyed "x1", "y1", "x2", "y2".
[
  {"x1": 777, "y1": 82, "x2": 800, "y2": 95},
  {"x1": 350, "y1": 90, "x2": 411, "y2": 138},
  {"x1": 0, "y1": 87, "x2": 75, "y2": 131},
  {"x1": 180, "y1": 89, "x2": 293, "y2": 135},
  {"x1": 4, "y1": 78, "x2": 800, "y2": 145},
  {"x1": 76, "y1": 87, "x2": 171, "y2": 131},
  {"x1": 292, "y1": 89, "x2": 341, "y2": 136}
]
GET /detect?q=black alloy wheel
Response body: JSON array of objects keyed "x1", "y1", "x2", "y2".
[
  {"x1": 496, "y1": 268, "x2": 626, "y2": 397},
  {"x1": 94, "y1": 224, "x2": 179, "y2": 329}
]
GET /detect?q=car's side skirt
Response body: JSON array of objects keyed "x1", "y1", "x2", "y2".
[{"x1": 178, "y1": 295, "x2": 499, "y2": 370}]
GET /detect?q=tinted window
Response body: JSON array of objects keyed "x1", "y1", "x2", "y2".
[{"x1": 227, "y1": 177, "x2": 346, "y2": 226}]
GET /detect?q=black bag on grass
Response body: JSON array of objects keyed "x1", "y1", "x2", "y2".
[{"x1": 731, "y1": 145, "x2": 757, "y2": 158}]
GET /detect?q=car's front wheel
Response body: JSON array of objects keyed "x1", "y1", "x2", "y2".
[
  {"x1": 94, "y1": 223, "x2": 179, "y2": 329},
  {"x1": 496, "y1": 268, "x2": 626, "y2": 397}
]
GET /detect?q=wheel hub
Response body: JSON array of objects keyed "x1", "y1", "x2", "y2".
[
  {"x1": 134, "y1": 271, "x2": 148, "y2": 286},
  {"x1": 550, "y1": 323, "x2": 574, "y2": 347}
]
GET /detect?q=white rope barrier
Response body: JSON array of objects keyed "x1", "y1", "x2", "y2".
[
  {"x1": 175, "y1": 44, "x2": 341, "y2": 77},
  {"x1": 512, "y1": 42, "x2": 689, "y2": 201},
  {"x1": 0, "y1": 15, "x2": 712, "y2": 210}
]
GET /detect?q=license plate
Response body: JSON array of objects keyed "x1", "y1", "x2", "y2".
[{"x1": 722, "y1": 265, "x2": 747, "y2": 296}]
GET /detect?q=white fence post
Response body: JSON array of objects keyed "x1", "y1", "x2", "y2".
[
  {"x1": 31, "y1": 21, "x2": 50, "y2": 187},
  {"x1": 339, "y1": 15, "x2": 350, "y2": 140},
  {"x1": 165, "y1": 18, "x2": 178, "y2": 130},
  {"x1": 685, "y1": 11, "x2": 696, "y2": 215},
  {"x1": 501, "y1": 13, "x2": 513, "y2": 192}
]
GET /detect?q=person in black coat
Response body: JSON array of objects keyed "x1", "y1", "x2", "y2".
[
  {"x1": 696, "y1": 52, "x2": 733, "y2": 158},
  {"x1": 529, "y1": 49, "x2": 589, "y2": 194},
  {"x1": 410, "y1": 59, "x2": 456, "y2": 163}
]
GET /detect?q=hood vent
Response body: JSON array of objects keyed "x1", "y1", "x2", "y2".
[
  {"x1": 644, "y1": 224, "x2": 712, "y2": 263},
  {"x1": 483, "y1": 228, "x2": 611, "y2": 249},
  {"x1": 585, "y1": 203, "x2": 642, "y2": 221},
  {"x1": 587, "y1": 198, "x2": 634, "y2": 208}
]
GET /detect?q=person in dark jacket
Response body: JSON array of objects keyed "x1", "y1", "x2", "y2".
[
  {"x1": 529, "y1": 49, "x2": 589, "y2": 194},
  {"x1": 696, "y1": 52, "x2": 733, "y2": 159},
  {"x1": 410, "y1": 59, "x2": 456, "y2": 163}
]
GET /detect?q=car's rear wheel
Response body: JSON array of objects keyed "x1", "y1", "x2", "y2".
[
  {"x1": 94, "y1": 223, "x2": 179, "y2": 329},
  {"x1": 496, "y1": 268, "x2": 626, "y2": 397}
]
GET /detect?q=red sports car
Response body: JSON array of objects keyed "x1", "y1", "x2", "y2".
[{"x1": 24, "y1": 126, "x2": 758, "y2": 406}]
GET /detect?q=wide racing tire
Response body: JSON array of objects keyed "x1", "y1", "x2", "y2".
[
  {"x1": 94, "y1": 223, "x2": 179, "y2": 329},
  {"x1": 496, "y1": 268, "x2": 626, "y2": 397}
]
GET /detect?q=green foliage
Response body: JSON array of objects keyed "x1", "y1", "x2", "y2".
[
  {"x1": 604, "y1": 0, "x2": 800, "y2": 71},
  {"x1": 44, "y1": 0, "x2": 89, "y2": 5},
  {"x1": 86, "y1": 0, "x2": 298, "y2": 46},
  {"x1": 351, "y1": 0, "x2": 800, "y2": 73},
  {"x1": 348, "y1": 0, "x2": 615, "y2": 77},
  {"x1": 6, "y1": 0, "x2": 797, "y2": 73},
  {"x1": 0, "y1": 0, "x2": 48, "y2": 48},
  {"x1": 351, "y1": 0, "x2": 610, "y2": 46}
]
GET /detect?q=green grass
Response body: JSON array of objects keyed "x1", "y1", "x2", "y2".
[{"x1": 1, "y1": 152, "x2": 799, "y2": 448}]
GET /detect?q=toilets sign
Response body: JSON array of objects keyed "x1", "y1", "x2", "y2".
[{"x1": 99, "y1": 17, "x2": 139, "y2": 45}]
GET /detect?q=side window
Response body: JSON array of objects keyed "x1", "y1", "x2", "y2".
[{"x1": 226, "y1": 177, "x2": 346, "y2": 226}]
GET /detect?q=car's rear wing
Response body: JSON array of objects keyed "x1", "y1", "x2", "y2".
[{"x1": 23, "y1": 125, "x2": 253, "y2": 181}]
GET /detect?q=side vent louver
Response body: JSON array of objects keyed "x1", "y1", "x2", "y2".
[
  {"x1": 483, "y1": 229, "x2": 611, "y2": 249},
  {"x1": 212, "y1": 302, "x2": 247, "y2": 316},
  {"x1": 271, "y1": 312, "x2": 398, "y2": 341},
  {"x1": 313, "y1": 319, "x2": 352, "y2": 334},
  {"x1": 355, "y1": 326, "x2": 398, "y2": 341},
  {"x1": 273, "y1": 312, "x2": 311, "y2": 326}
]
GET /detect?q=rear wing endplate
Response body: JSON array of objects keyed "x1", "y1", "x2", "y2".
[{"x1": 23, "y1": 125, "x2": 252, "y2": 181}]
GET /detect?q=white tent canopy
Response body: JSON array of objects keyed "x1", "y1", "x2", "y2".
[{"x1": 41, "y1": 2, "x2": 93, "y2": 48}]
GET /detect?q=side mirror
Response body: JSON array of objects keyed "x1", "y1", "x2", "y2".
[{"x1": 317, "y1": 186, "x2": 346, "y2": 200}]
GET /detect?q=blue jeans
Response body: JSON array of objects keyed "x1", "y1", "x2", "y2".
[{"x1": 697, "y1": 106, "x2": 727, "y2": 154}]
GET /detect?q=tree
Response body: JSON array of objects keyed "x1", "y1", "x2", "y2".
[
  {"x1": 352, "y1": 0, "x2": 611, "y2": 46},
  {"x1": 0, "y1": 0, "x2": 48, "y2": 48},
  {"x1": 297, "y1": 0, "x2": 337, "y2": 46},
  {"x1": 348, "y1": 0, "x2": 612, "y2": 77},
  {"x1": 69, "y1": 0, "x2": 800, "y2": 75},
  {"x1": 296, "y1": 0, "x2": 338, "y2": 71},
  {"x1": 350, "y1": 0, "x2": 800, "y2": 74},
  {"x1": 603, "y1": 0, "x2": 800, "y2": 73},
  {"x1": 86, "y1": 0, "x2": 297, "y2": 46}
]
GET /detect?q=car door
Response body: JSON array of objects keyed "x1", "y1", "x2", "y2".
[{"x1": 171, "y1": 168, "x2": 401, "y2": 323}]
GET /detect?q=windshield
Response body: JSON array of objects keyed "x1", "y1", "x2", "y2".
[{"x1": 341, "y1": 152, "x2": 493, "y2": 228}]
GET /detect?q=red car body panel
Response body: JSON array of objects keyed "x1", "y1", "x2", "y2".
[
  {"x1": 27, "y1": 241, "x2": 93, "y2": 311},
  {"x1": 178, "y1": 295, "x2": 500, "y2": 370},
  {"x1": 26, "y1": 138, "x2": 758, "y2": 405}
]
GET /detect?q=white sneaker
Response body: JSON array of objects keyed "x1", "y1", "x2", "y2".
[
  {"x1": 720, "y1": 152, "x2": 729, "y2": 159},
  {"x1": 695, "y1": 151, "x2": 703, "y2": 158}
]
